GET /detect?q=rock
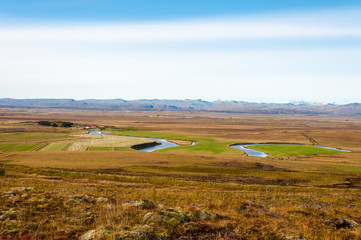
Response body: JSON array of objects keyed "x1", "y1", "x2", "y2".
[
  {"x1": 74, "y1": 195, "x2": 95, "y2": 203},
  {"x1": 190, "y1": 210, "x2": 220, "y2": 221},
  {"x1": 344, "y1": 219, "x2": 360, "y2": 228},
  {"x1": 143, "y1": 208, "x2": 190, "y2": 225},
  {"x1": 80, "y1": 230, "x2": 97, "y2": 240},
  {"x1": 156, "y1": 204, "x2": 164, "y2": 210},
  {"x1": 79, "y1": 226, "x2": 112, "y2": 240},
  {"x1": 196, "y1": 210, "x2": 212, "y2": 221},
  {"x1": 65, "y1": 198, "x2": 79, "y2": 205},
  {"x1": 96, "y1": 197, "x2": 109, "y2": 204},
  {"x1": 220, "y1": 230, "x2": 237, "y2": 239},
  {"x1": 183, "y1": 222, "x2": 212, "y2": 235},
  {"x1": 104, "y1": 204, "x2": 114, "y2": 210},
  {"x1": 9, "y1": 187, "x2": 34, "y2": 192},
  {"x1": 324, "y1": 218, "x2": 360, "y2": 228},
  {"x1": 129, "y1": 225, "x2": 158, "y2": 239},
  {"x1": 122, "y1": 200, "x2": 157, "y2": 209},
  {"x1": 143, "y1": 212, "x2": 163, "y2": 224},
  {"x1": 6, "y1": 187, "x2": 34, "y2": 197}
]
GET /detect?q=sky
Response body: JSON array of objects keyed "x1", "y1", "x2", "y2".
[{"x1": 1, "y1": 0, "x2": 361, "y2": 103}]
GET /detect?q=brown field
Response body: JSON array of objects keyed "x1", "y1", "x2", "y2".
[{"x1": 1, "y1": 108, "x2": 361, "y2": 239}]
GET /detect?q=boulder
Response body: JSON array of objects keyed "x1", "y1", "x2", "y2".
[
  {"x1": 74, "y1": 195, "x2": 95, "y2": 203},
  {"x1": 129, "y1": 225, "x2": 158, "y2": 239},
  {"x1": 143, "y1": 208, "x2": 190, "y2": 225},
  {"x1": 122, "y1": 200, "x2": 157, "y2": 210},
  {"x1": 6, "y1": 187, "x2": 34, "y2": 197},
  {"x1": 324, "y1": 218, "x2": 360, "y2": 228},
  {"x1": 96, "y1": 197, "x2": 109, "y2": 204},
  {"x1": 190, "y1": 210, "x2": 220, "y2": 221},
  {"x1": 219, "y1": 230, "x2": 237, "y2": 239},
  {"x1": 79, "y1": 226, "x2": 111, "y2": 240}
]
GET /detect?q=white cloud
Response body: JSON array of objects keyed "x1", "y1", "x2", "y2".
[
  {"x1": 0, "y1": 7, "x2": 361, "y2": 102},
  {"x1": 1, "y1": 22, "x2": 360, "y2": 43},
  {"x1": 0, "y1": 7, "x2": 361, "y2": 43}
]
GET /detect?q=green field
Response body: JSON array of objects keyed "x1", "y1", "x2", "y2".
[
  {"x1": 39, "y1": 141, "x2": 70, "y2": 151},
  {"x1": 107, "y1": 128, "x2": 192, "y2": 140},
  {"x1": 331, "y1": 165, "x2": 361, "y2": 172},
  {"x1": 114, "y1": 147, "x2": 134, "y2": 151},
  {"x1": 0, "y1": 143, "x2": 20, "y2": 152},
  {"x1": 248, "y1": 144, "x2": 343, "y2": 156},
  {"x1": 0, "y1": 133, "x2": 70, "y2": 142},
  {"x1": 89, "y1": 146, "x2": 111, "y2": 151},
  {"x1": 108, "y1": 129, "x2": 239, "y2": 155},
  {"x1": 7, "y1": 142, "x2": 44, "y2": 152},
  {"x1": 160, "y1": 138, "x2": 240, "y2": 155}
]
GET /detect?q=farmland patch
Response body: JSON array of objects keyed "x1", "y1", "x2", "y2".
[
  {"x1": 39, "y1": 142, "x2": 70, "y2": 151},
  {"x1": 7, "y1": 142, "x2": 44, "y2": 152},
  {"x1": 248, "y1": 144, "x2": 344, "y2": 156}
]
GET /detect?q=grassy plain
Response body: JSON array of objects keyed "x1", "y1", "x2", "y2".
[
  {"x1": 108, "y1": 129, "x2": 240, "y2": 155},
  {"x1": 0, "y1": 109, "x2": 361, "y2": 239},
  {"x1": 248, "y1": 144, "x2": 342, "y2": 156}
]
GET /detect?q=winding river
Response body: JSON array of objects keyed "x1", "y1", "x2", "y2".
[
  {"x1": 89, "y1": 131, "x2": 351, "y2": 156},
  {"x1": 231, "y1": 144, "x2": 269, "y2": 157},
  {"x1": 88, "y1": 131, "x2": 180, "y2": 152},
  {"x1": 231, "y1": 143, "x2": 351, "y2": 158}
]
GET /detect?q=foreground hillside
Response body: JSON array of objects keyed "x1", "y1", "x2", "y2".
[{"x1": 1, "y1": 109, "x2": 361, "y2": 239}]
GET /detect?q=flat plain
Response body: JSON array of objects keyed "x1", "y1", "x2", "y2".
[{"x1": 1, "y1": 108, "x2": 361, "y2": 239}]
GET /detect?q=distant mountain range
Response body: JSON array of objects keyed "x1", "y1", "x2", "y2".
[{"x1": 0, "y1": 98, "x2": 360, "y2": 116}]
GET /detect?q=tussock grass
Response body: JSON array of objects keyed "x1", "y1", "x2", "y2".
[{"x1": 1, "y1": 163, "x2": 361, "y2": 239}]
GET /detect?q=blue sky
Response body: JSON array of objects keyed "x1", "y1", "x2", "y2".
[
  {"x1": 1, "y1": 0, "x2": 360, "y2": 22},
  {"x1": 1, "y1": 1, "x2": 361, "y2": 103}
]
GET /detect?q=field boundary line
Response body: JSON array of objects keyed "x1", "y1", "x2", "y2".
[
  {"x1": 302, "y1": 132, "x2": 318, "y2": 145},
  {"x1": 33, "y1": 142, "x2": 49, "y2": 151},
  {"x1": 62, "y1": 143, "x2": 72, "y2": 151}
]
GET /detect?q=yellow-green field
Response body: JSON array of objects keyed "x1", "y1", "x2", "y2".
[
  {"x1": 0, "y1": 132, "x2": 154, "y2": 153},
  {"x1": 248, "y1": 144, "x2": 344, "y2": 156},
  {"x1": 39, "y1": 141, "x2": 70, "y2": 151},
  {"x1": 67, "y1": 134, "x2": 153, "y2": 151},
  {"x1": 6, "y1": 142, "x2": 44, "y2": 152}
]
